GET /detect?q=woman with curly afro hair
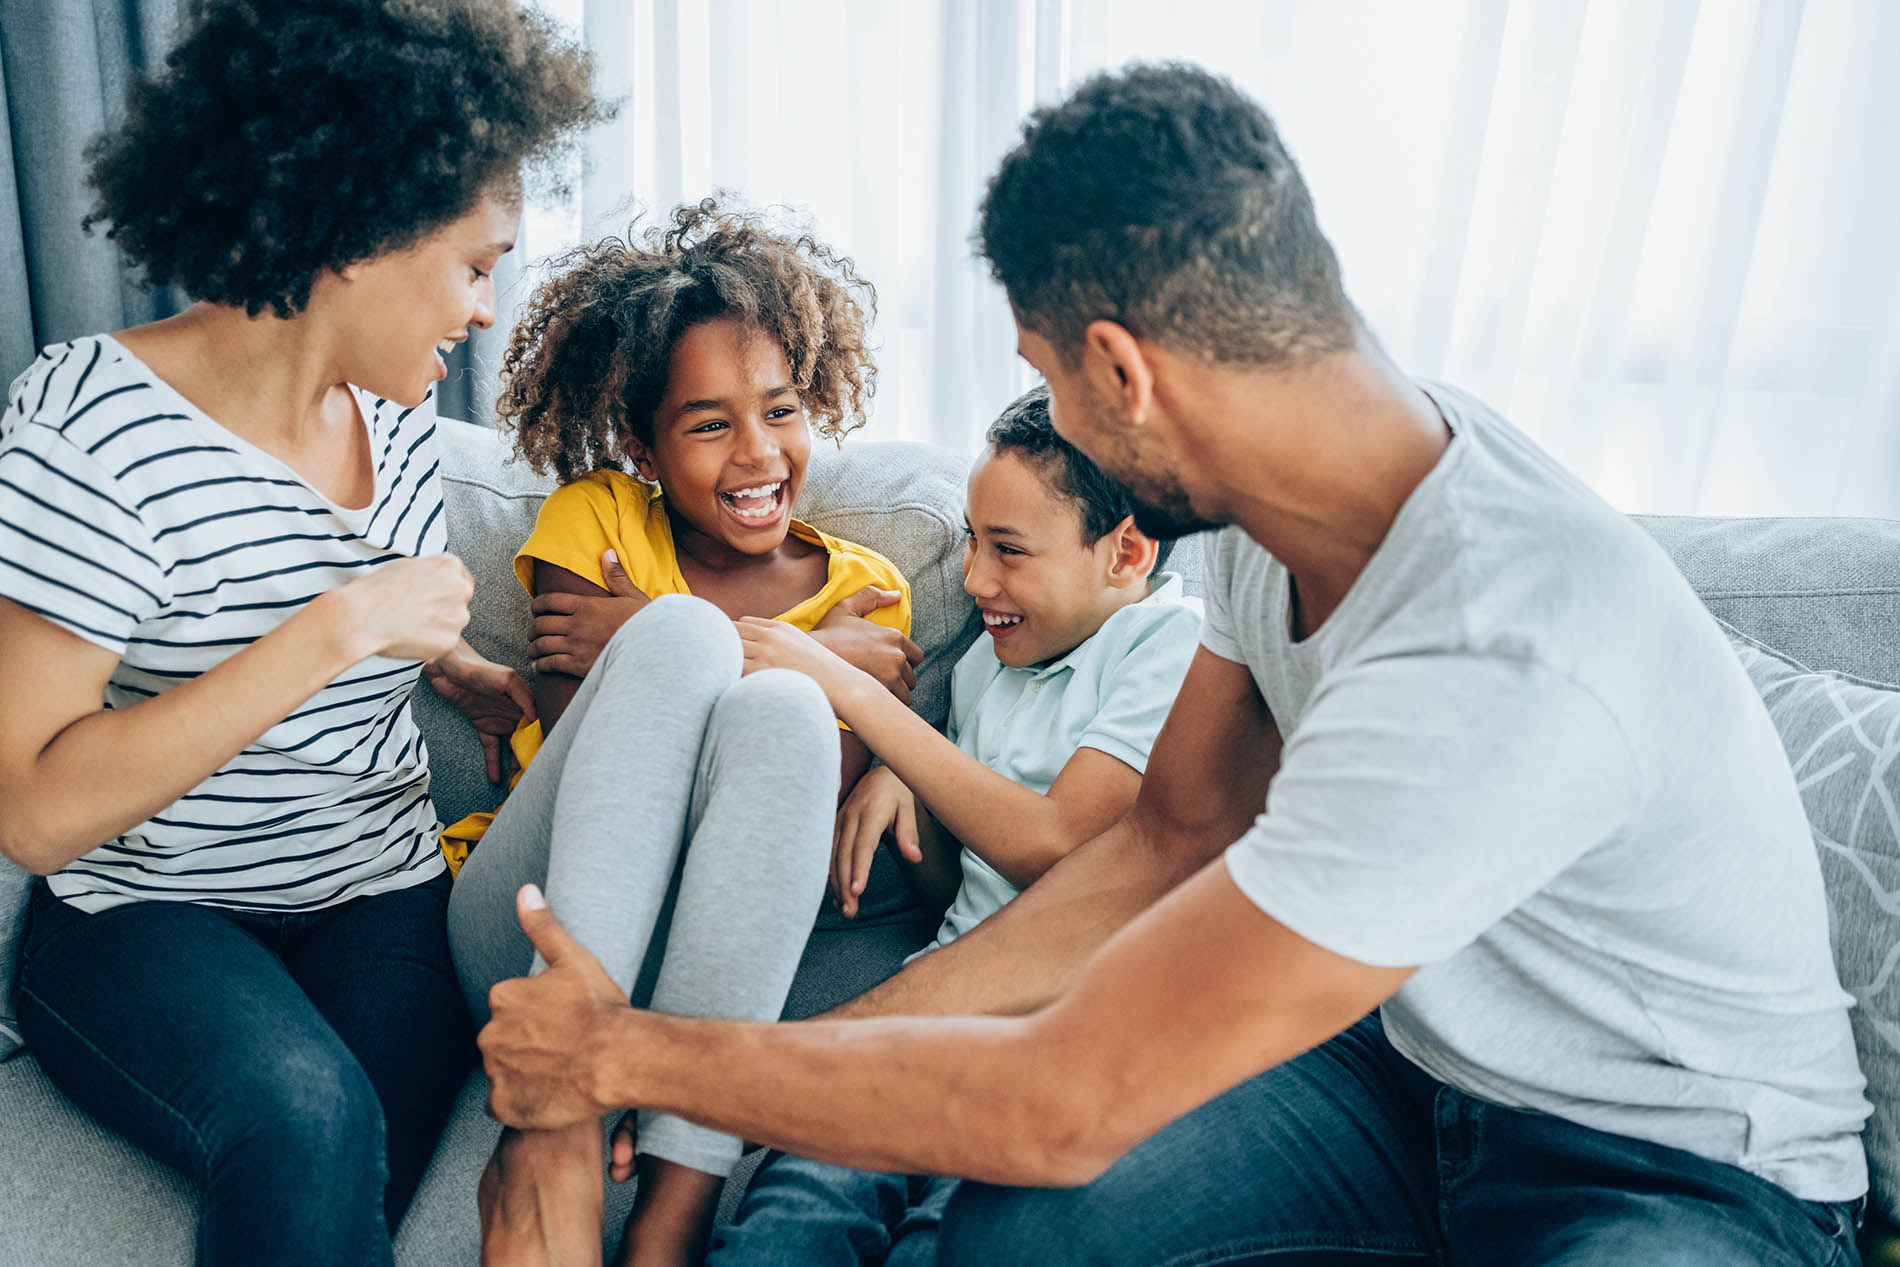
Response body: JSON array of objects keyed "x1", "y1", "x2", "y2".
[
  {"x1": 441, "y1": 198, "x2": 922, "y2": 1265},
  {"x1": 0, "y1": 2, "x2": 600, "y2": 1262}
]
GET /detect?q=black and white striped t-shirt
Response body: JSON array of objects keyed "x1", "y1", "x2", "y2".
[{"x1": 0, "y1": 334, "x2": 447, "y2": 913}]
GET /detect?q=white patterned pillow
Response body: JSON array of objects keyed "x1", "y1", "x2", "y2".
[{"x1": 1728, "y1": 626, "x2": 1900, "y2": 1221}]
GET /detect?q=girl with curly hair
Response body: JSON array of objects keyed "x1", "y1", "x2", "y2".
[
  {"x1": 0, "y1": 2, "x2": 599, "y2": 1263},
  {"x1": 443, "y1": 199, "x2": 919, "y2": 1266}
]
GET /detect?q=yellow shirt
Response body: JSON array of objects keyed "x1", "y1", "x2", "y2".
[{"x1": 439, "y1": 470, "x2": 911, "y2": 875}]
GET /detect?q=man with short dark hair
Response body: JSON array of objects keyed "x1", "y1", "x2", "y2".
[{"x1": 477, "y1": 63, "x2": 1871, "y2": 1265}]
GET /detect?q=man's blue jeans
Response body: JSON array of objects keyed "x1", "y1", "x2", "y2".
[
  {"x1": 939, "y1": 1016, "x2": 1863, "y2": 1266},
  {"x1": 708, "y1": 1150, "x2": 959, "y2": 1266},
  {"x1": 16, "y1": 872, "x2": 472, "y2": 1267}
]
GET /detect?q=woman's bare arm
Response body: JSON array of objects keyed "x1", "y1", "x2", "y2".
[{"x1": 0, "y1": 555, "x2": 472, "y2": 873}]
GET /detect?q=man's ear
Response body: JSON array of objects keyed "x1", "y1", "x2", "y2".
[
  {"x1": 1102, "y1": 515, "x2": 1159, "y2": 590},
  {"x1": 1082, "y1": 320, "x2": 1156, "y2": 424}
]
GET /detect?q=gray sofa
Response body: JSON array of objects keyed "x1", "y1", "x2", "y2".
[{"x1": 3, "y1": 415, "x2": 1900, "y2": 1263}]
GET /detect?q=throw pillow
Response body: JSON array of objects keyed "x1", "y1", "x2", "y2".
[{"x1": 1728, "y1": 624, "x2": 1900, "y2": 1222}]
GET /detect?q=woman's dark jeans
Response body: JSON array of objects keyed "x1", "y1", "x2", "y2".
[{"x1": 16, "y1": 872, "x2": 473, "y2": 1267}]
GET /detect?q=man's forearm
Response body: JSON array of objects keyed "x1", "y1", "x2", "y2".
[
  {"x1": 591, "y1": 1007, "x2": 1095, "y2": 1184},
  {"x1": 579, "y1": 858, "x2": 1388, "y2": 1188}
]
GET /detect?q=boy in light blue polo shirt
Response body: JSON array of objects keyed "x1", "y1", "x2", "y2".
[
  {"x1": 923, "y1": 554, "x2": 1196, "y2": 953},
  {"x1": 707, "y1": 385, "x2": 1202, "y2": 1267}
]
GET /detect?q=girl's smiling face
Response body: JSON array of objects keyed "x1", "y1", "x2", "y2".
[{"x1": 631, "y1": 317, "x2": 811, "y2": 561}]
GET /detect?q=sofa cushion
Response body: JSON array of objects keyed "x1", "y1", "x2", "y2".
[
  {"x1": 0, "y1": 869, "x2": 26, "y2": 1059},
  {"x1": 0, "y1": 1053, "x2": 195, "y2": 1264},
  {"x1": 1640, "y1": 515, "x2": 1900, "y2": 684},
  {"x1": 1726, "y1": 624, "x2": 1900, "y2": 1222}
]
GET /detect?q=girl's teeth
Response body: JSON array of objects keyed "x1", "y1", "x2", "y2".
[
  {"x1": 983, "y1": 612, "x2": 1022, "y2": 627},
  {"x1": 722, "y1": 481, "x2": 784, "y2": 519}
]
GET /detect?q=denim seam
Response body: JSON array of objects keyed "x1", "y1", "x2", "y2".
[
  {"x1": 1157, "y1": 1233, "x2": 1434, "y2": 1266},
  {"x1": 17, "y1": 981, "x2": 214, "y2": 1177}
]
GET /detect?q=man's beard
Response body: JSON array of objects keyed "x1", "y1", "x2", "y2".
[
  {"x1": 1070, "y1": 384, "x2": 1223, "y2": 540},
  {"x1": 1129, "y1": 483, "x2": 1222, "y2": 541}
]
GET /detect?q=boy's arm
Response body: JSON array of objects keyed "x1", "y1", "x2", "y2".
[
  {"x1": 899, "y1": 800, "x2": 963, "y2": 911},
  {"x1": 823, "y1": 647, "x2": 1281, "y2": 1020},
  {"x1": 829, "y1": 674, "x2": 1140, "y2": 888},
  {"x1": 737, "y1": 620, "x2": 1146, "y2": 885},
  {"x1": 837, "y1": 731, "x2": 873, "y2": 804},
  {"x1": 834, "y1": 765, "x2": 963, "y2": 915},
  {"x1": 809, "y1": 587, "x2": 922, "y2": 705}
]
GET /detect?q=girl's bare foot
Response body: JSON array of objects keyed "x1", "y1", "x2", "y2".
[
  {"x1": 478, "y1": 1121, "x2": 607, "y2": 1267},
  {"x1": 610, "y1": 1154, "x2": 722, "y2": 1267}
]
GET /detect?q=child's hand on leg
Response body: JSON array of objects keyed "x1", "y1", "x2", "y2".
[
  {"x1": 831, "y1": 766, "x2": 918, "y2": 918},
  {"x1": 608, "y1": 1111, "x2": 637, "y2": 1184}
]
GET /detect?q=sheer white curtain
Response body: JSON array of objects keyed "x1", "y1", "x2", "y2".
[{"x1": 518, "y1": 0, "x2": 1900, "y2": 517}]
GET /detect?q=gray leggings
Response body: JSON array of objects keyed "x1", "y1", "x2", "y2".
[{"x1": 447, "y1": 594, "x2": 839, "y2": 1175}]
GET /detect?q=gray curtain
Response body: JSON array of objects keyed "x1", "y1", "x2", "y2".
[
  {"x1": 0, "y1": 0, "x2": 187, "y2": 385},
  {"x1": 0, "y1": 0, "x2": 512, "y2": 420}
]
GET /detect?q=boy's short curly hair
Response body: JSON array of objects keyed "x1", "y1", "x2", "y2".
[
  {"x1": 85, "y1": 0, "x2": 603, "y2": 318},
  {"x1": 500, "y1": 198, "x2": 878, "y2": 484},
  {"x1": 986, "y1": 384, "x2": 1174, "y2": 572}
]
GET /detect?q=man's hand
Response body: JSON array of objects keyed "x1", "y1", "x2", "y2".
[
  {"x1": 421, "y1": 639, "x2": 536, "y2": 783},
  {"x1": 808, "y1": 587, "x2": 922, "y2": 705},
  {"x1": 529, "y1": 549, "x2": 649, "y2": 679},
  {"x1": 832, "y1": 766, "x2": 919, "y2": 917},
  {"x1": 736, "y1": 617, "x2": 866, "y2": 709},
  {"x1": 481, "y1": 884, "x2": 635, "y2": 1131}
]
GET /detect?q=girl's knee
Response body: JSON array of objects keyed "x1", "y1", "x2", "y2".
[
  {"x1": 598, "y1": 594, "x2": 740, "y2": 682},
  {"x1": 717, "y1": 668, "x2": 835, "y2": 739}
]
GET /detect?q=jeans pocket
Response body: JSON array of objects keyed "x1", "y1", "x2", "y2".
[{"x1": 1810, "y1": 1195, "x2": 1863, "y2": 1260}]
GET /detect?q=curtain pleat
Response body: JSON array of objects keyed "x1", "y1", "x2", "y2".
[
  {"x1": 0, "y1": 0, "x2": 185, "y2": 382},
  {"x1": 10, "y1": 0, "x2": 1896, "y2": 516},
  {"x1": 524, "y1": 0, "x2": 1898, "y2": 516}
]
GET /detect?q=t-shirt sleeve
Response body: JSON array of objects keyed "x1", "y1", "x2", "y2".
[
  {"x1": 1076, "y1": 605, "x2": 1201, "y2": 773},
  {"x1": 513, "y1": 477, "x2": 623, "y2": 596},
  {"x1": 818, "y1": 543, "x2": 913, "y2": 638},
  {"x1": 1223, "y1": 652, "x2": 1641, "y2": 967},
  {"x1": 1199, "y1": 529, "x2": 1247, "y2": 664},
  {"x1": 0, "y1": 421, "x2": 169, "y2": 655},
  {"x1": 861, "y1": 557, "x2": 911, "y2": 638}
]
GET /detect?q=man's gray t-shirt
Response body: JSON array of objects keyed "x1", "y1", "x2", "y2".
[{"x1": 1212, "y1": 381, "x2": 1870, "y2": 1202}]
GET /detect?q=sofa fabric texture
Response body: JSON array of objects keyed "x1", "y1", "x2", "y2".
[
  {"x1": 1728, "y1": 624, "x2": 1900, "y2": 1223},
  {"x1": 1, "y1": 417, "x2": 1898, "y2": 1263}
]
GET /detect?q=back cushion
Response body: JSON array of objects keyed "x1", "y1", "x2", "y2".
[{"x1": 1727, "y1": 625, "x2": 1900, "y2": 1222}]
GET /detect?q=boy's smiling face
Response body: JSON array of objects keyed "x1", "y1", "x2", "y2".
[
  {"x1": 963, "y1": 447, "x2": 1155, "y2": 668},
  {"x1": 632, "y1": 317, "x2": 810, "y2": 561}
]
